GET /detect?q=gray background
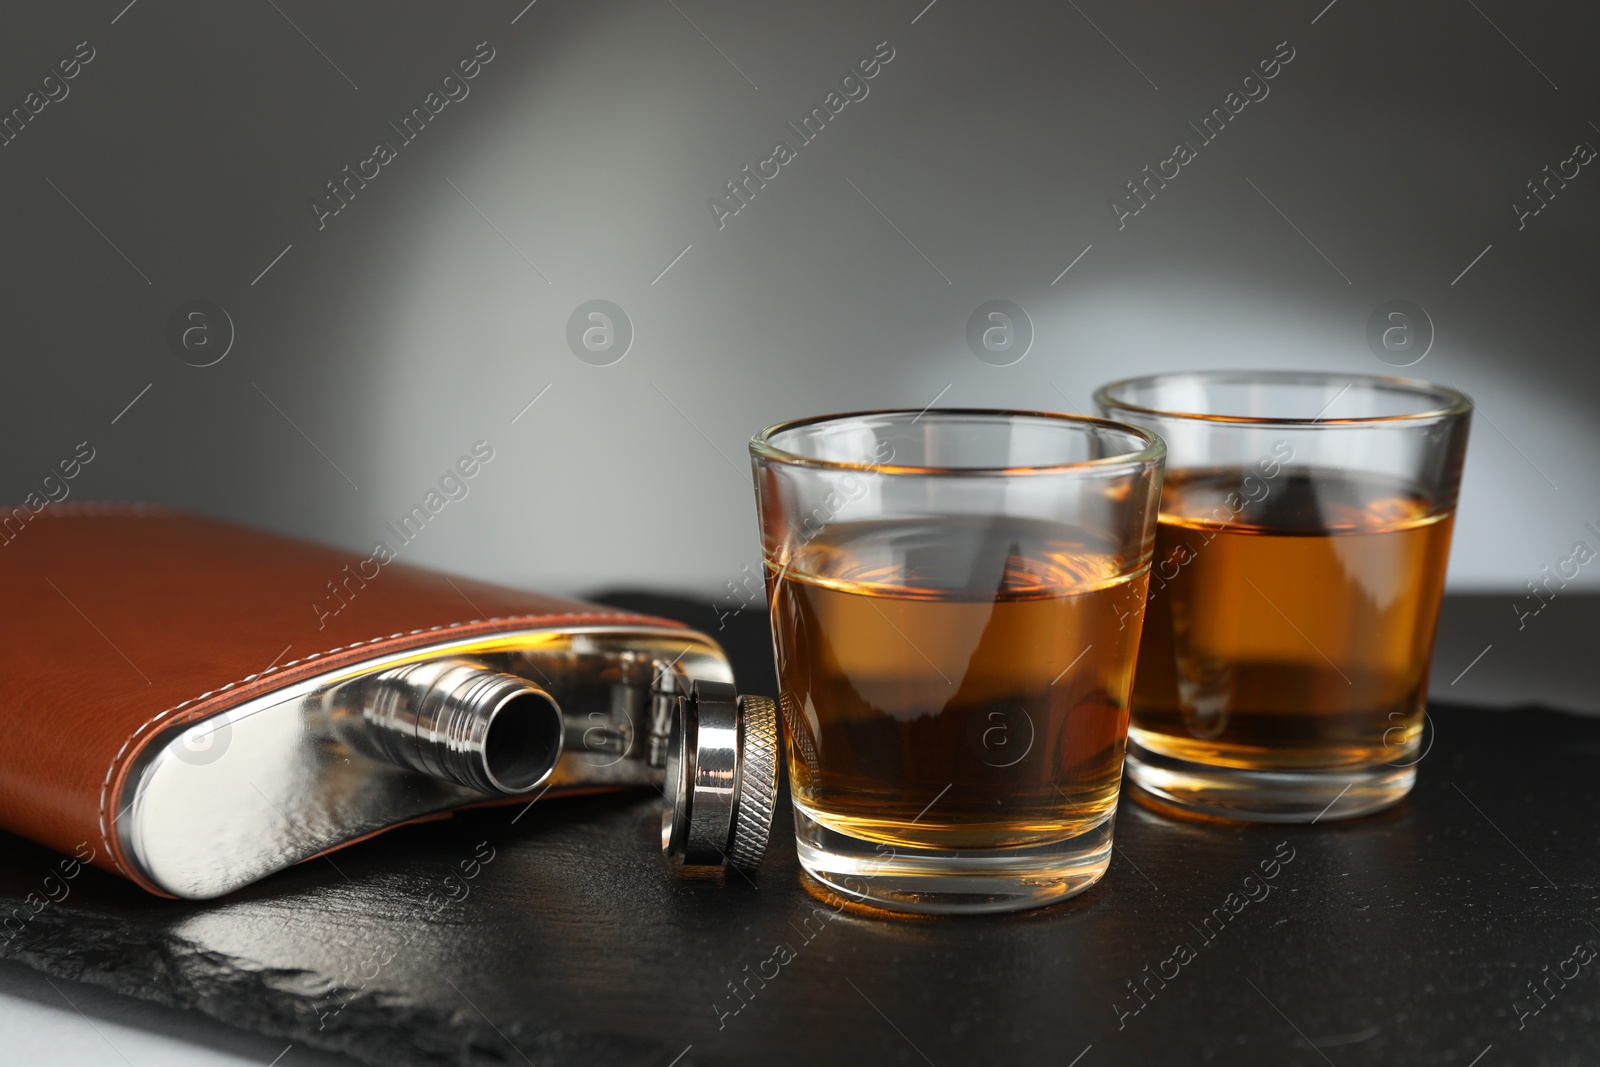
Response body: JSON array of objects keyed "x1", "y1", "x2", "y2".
[
  {"x1": 1, "y1": 0, "x2": 1596, "y2": 594},
  {"x1": 2, "y1": 4, "x2": 1597, "y2": 1060}
]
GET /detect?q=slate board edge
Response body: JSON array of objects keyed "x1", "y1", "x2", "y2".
[{"x1": 0, "y1": 883, "x2": 678, "y2": 1067}]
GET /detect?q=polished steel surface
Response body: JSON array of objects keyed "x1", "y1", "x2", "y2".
[
  {"x1": 661, "y1": 685, "x2": 781, "y2": 873},
  {"x1": 662, "y1": 694, "x2": 692, "y2": 861},
  {"x1": 681, "y1": 680, "x2": 740, "y2": 867},
  {"x1": 359, "y1": 660, "x2": 564, "y2": 794},
  {"x1": 120, "y1": 626, "x2": 733, "y2": 899}
]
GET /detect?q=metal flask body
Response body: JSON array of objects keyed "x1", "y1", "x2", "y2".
[{"x1": 119, "y1": 624, "x2": 779, "y2": 898}]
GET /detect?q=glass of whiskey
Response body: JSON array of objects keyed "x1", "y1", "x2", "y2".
[
  {"x1": 1095, "y1": 371, "x2": 1472, "y2": 823},
  {"x1": 749, "y1": 410, "x2": 1164, "y2": 913}
]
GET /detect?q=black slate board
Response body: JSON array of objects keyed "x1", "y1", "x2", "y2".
[{"x1": 2, "y1": 594, "x2": 1597, "y2": 1067}]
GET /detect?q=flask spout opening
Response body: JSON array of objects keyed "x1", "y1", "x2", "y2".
[
  {"x1": 482, "y1": 688, "x2": 565, "y2": 792},
  {"x1": 362, "y1": 660, "x2": 564, "y2": 795}
]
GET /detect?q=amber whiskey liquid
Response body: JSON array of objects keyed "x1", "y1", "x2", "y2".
[
  {"x1": 769, "y1": 517, "x2": 1148, "y2": 857},
  {"x1": 1129, "y1": 467, "x2": 1452, "y2": 785}
]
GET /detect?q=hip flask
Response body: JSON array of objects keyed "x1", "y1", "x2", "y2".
[{"x1": 0, "y1": 505, "x2": 778, "y2": 898}]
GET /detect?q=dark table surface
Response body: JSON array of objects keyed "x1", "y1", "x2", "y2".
[{"x1": 2, "y1": 593, "x2": 1597, "y2": 1067}]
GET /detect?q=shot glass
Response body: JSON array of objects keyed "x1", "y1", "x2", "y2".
[
  {"x1": 749, "y1": 410, "x2": 1164, "y2": 914},
  {"x1": 1094, "y1": 371, "x2": 1472, "y2": 822}
]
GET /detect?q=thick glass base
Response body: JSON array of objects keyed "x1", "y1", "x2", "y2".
[
  {"x1": 791, "y1": 802, "x2": 1113, "y2": 915},
  {"x1": 1124, "y1": 738, "x2": 1415, "y2": 823}
]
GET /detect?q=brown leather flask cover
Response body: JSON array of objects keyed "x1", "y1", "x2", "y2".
[{"x1": 0, "y1": 504, "x2": 710, "y2": 897}]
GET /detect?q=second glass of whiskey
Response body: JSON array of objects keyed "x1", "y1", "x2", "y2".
[
  {"x1": 749, "y1": 410, "x2": 1164, "y2": 914},
  {"x1": 1096, "y1": 371, "x2": 1472, "y2": 823}
]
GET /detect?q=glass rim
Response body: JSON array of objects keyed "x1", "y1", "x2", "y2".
[
  {"x1": 748, "y1": 407, "x2": 1166, "y2": 476},
  {"x1": 1093, "y1": 370, "x2": 1473, "y2": 427}
]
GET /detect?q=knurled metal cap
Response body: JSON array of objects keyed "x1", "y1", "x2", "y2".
[
  {"x1": 727, "y1": 695, "x2": 779, "y2": 873},
  {"x1": 662, "y1": 681, "x2": 780, "y2": 875}
]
